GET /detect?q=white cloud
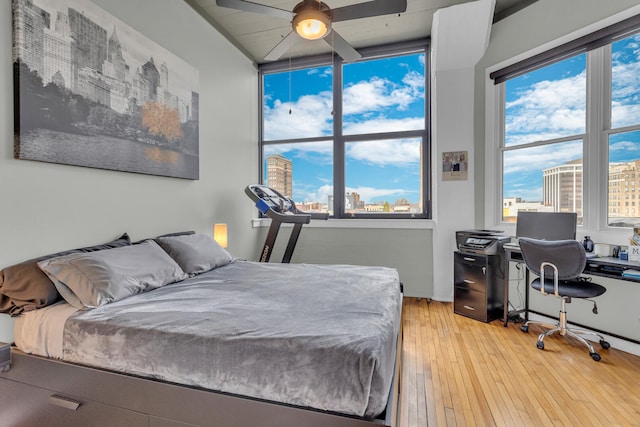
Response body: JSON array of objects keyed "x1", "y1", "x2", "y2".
[
  {"x1": 263, "y1": 92, "x2": 333, "y2": 140},
  {"x1": 347, "y1": 139, "x2": 420, "y2": 165},
  {"x1": 504, "y1": 141, "x2": 582, "y2": 175},
  {"x1": 342, "y1": 71, "x2": 424, "y2": 115},
  {"x1": 264, "y1": 141, "x2": 333, "y2": 160},
  {"x1": 264, "y1": 65, "x2": 424, "y2": 154},
  {"x1": 612, "y1": 59, "x2": 640, "y2": 127},
  {"x1": 295, "y1": 184, "x2": 333, "y2": 204},
  {"x1": 610, "y1": 140, "x2": 640, "y2": 152},
  {"x1": 343, "y1": 117, "x2": 424, "y2": 134},
  {"x1": 506, "y1": 70, "x2": 586, "y2": 139}
]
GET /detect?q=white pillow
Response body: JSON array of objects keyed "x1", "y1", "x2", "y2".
[{"x1": 38, "y1": 240, "x2": 188, "y2": 310}]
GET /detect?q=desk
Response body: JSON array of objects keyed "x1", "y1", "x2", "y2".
[
  {"x1": 502, "y1": 244, "x2": 640, "y2": 344},
  {"x1": 503, "y1": 244, "x2": 526, "y2": 327}
]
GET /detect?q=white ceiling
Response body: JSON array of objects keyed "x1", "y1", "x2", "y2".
[{"x1": 184, "y1": 0, "x2": 539, "y2": 64}]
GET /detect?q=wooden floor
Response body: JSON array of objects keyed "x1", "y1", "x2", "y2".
[{"x1": 397, "y1": 298, "x2": 640, "y2": 427}]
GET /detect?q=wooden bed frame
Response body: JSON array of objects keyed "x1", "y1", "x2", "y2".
[{"x1": 0, "y1": 313, "x2": 403, "y2": 427}]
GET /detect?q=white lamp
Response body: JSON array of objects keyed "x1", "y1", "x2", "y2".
[
  {"x1": 213, "y1": 223, "x2": 228, "y2": 248},
  {"x1": 293, "y1": 8, "x2": 330, "y2": 40}
]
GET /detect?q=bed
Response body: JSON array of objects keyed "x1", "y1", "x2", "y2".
[{"x1": 0, "y1": 233, "x2": 403, "y2": 427}]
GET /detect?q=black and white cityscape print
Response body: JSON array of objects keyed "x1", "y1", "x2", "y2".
[{"x1": 12, "y1": 0, "x2": 200, "y2": 179}]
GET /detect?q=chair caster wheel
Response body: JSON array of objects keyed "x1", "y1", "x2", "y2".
[
  {"x1": 536, "y1": 340, "x2": 544, "y2": 350},
  {"x1": 520, "y1": 325, "x2": 529, "y2": 333},
  {"x1": 600, "y1": 340, "x2": 610, "y2": 350},
  {"x1": 590, "y1": 352, "x2": 601, "y2": 362}
]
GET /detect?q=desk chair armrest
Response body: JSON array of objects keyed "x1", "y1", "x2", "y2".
[{"x1": 540, "y1": 262, "x2": 561, "y2": 297}]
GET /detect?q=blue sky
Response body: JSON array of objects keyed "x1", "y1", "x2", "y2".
[
  {"x1": 262, "y1": 53, "x2": 425, "y2": 206},
  {"x1": 503, "y1": 34, "x2": 640, "y2": 202}
]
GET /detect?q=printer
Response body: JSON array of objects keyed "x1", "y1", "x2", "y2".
[{"x1": 456, "y1": 229, "x2": 510, "y2": 255}]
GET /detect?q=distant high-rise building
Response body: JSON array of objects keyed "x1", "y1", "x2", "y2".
[
  {"x1": 107, "y1": 26, "x2": 128, "y2": 81},
  {"x1": 160, "y1": 61, "x2": 169, "y2": 89},
  {"x1": 190, "y1": 92, "x2": 199, "y2": 122},
  {"x1": 609, "y1": 159, "x2": 640, "y2": 219},
  {"x1": 345, "y1": 192, "x2": 363, "y2": 212},
  {"x1": 543, "y1": 159, "x2": 583, "y2": 218},
  {"x1": 43, "y1": 11, "x2": 71, "y2": 89},
  {"x1": 266, "y1": 155, "x2": 292, "y2": 199},
  {"x1": 12, "y1": 0, "x2": 50, "y2": 78},
  {"x1": 142, "y1": 57, "x2": 160, "y2": 101},
  {"x1": 68, "y1": 8, "x2": 107, "y2": 91}
]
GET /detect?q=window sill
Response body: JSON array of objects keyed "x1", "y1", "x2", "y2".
[{"x1": 251, "y1": 218, "x2": 434, "y2": 230}]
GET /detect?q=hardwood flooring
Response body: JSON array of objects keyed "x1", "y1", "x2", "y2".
[{"x1": 397, "y1": 298, "x2": 640, "y2": 427}]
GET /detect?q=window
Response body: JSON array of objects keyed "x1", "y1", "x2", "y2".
[
  {"x1": 494, "y1": 19, "x2": 640, "y2": 229},
  {"x1": 501, "y1": 54, "x2": 586, "y2": 223},
  {"x1": 260, "y1": 41, "x2": 429, "y2": 218},
  {"x1": 608, "y1": 34, "x2": 640, "y2": 227}
]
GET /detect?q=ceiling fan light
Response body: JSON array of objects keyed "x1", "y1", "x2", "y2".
[{"x1": 293, "y1": 9, "x2": 330, "y2": 40}]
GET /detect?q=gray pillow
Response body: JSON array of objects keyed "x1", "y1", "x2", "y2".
[
  {"x1": 38, "y1": 240, "x2": 188, "y2": 310},
  {"x1": 156, "y1": 233, "x2": 234, "y2": 275},
  {"x1": 0, "y1": 233, "x2": 131, "y2": 316}
]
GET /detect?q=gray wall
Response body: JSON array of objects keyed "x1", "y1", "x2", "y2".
[
  {"x1": 0, "y1": 0, "x2": 259, "y2": 341},
  {"x1": 258, "y1": 225, "x2": 433, "y2": 296}
]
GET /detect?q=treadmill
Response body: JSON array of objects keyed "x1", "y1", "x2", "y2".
[{"x1": 245, "y1": 184, "x2": 328, "y2": 263}]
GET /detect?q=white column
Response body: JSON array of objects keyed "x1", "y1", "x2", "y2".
[{"x1": 431, "y1": 0, "x2": 496, "y2": 301}]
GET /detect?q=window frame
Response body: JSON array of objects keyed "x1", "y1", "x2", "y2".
[
  {"x1": 488, "y1": 19, "x2": 640, "y2": 235},
  {"x1": 258, "y1": 39, "x2": 431, "y2": 220}
]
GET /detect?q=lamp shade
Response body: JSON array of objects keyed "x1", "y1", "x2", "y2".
[
  {"x1": 293, "y1": 9, "x2": 330, "y2": 40},
  {"x1": 213, "y1": 223, "x2": 228, "y2": 248}
]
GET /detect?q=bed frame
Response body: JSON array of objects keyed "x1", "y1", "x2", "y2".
[{"x1": 0, "y1": 311, "x2": 403, "y2": 427}]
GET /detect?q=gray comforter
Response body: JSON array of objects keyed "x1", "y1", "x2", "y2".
[{"x1": 62, "y1": 261, "x2": 402, "y2": 417}]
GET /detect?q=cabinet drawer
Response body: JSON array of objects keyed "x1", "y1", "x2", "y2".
[
  {"x1": 454, "y1": 286, "x2": 488, "y2": 322},
  {"x1": 0, "y1": 377, "x2": 147, "y2": 427},
  {"x1": 454, "y1": 254, "x2": 488, "y2": 293}
]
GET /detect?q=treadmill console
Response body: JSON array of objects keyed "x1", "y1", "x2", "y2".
[
  {"x1": 246, "y1": 185, "x2": 296, "y2": 215},
  {"x1": 244, "y1": 184, "x2": 309, "y2": 221}
]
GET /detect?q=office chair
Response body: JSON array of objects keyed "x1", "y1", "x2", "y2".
[{"x1": 518, "y1": 237, "x2": 610, "y2": 361}]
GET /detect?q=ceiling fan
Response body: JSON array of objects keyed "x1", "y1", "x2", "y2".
[{"x1": 216, "y1": 0, "x2": 408, "y2": 63}]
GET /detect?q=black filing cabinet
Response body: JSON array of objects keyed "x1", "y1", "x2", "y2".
[{"x1": 454, "y1": 251, "x2": 504, "y2": 322}]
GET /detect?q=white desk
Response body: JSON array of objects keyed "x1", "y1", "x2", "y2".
[{"x1": 502, "y1": 244, "x2": 640, "y2": 345}]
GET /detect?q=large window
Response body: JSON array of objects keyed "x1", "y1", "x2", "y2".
[
  {"x1": 260, "y1": 42, "x2": 429, "y2": 218},
  {"x1": 495, "y1": 22, "x2": 640, "y2": 229},
  {"x1": 502, "y1": 54, "x2": 586, "y2": 223},
  {"x1": 608, "y1": 34, "x2": 640, "y2": 227}
]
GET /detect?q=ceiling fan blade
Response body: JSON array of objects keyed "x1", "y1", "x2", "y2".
[
  {"x1": 324, "y1": 30, "x2": 361, "y2": 63},
  {"x1": 216, "y1": 0, "x2": 293, "y2": 20},
  {"x1": 264, "y1": 31, "x2": 299, "y2": 61},
  {"x1": 331, "y1": 0, "x2": 407, "y2": 22}
]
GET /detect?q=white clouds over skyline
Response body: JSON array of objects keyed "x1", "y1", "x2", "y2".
[
  {"x1": 264, "y1": 66, "x2": 424, "y2": 149},
  {"x1": 505, "y1": 70, "x2": 586, "y2": 145}
]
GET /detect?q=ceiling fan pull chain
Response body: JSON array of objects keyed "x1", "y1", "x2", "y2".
[{"x1": 288, "y1": 42, "x2": 292, "y2": 115}]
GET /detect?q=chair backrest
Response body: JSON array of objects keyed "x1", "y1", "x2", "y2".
[{"x1": 519, "y1": 237, "x2": 586, "y2": 280}]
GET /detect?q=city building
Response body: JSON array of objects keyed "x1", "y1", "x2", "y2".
[
  {"x1": 266, "y1": 154, "x2": 292, "y2": 198},
  {"x1": 542, "y1": 158, "x2": 583, "y2": 218},
  {"x1": 609, "y1": 159, "x2": 640, "y2": 219},
  {"x1": 68, "y1": 8, "x2": 107, "y2": 92},
  {"x1": 12, "y1": 0, "x2": 49, "y2": 79},
  {"x1": 43, "y1": 12, "x2": 71, "y2": 89}
]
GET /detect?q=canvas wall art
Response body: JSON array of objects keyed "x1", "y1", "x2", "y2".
[{"x1": 12, "y1": 0, "x2": 200, "y2": 179}]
